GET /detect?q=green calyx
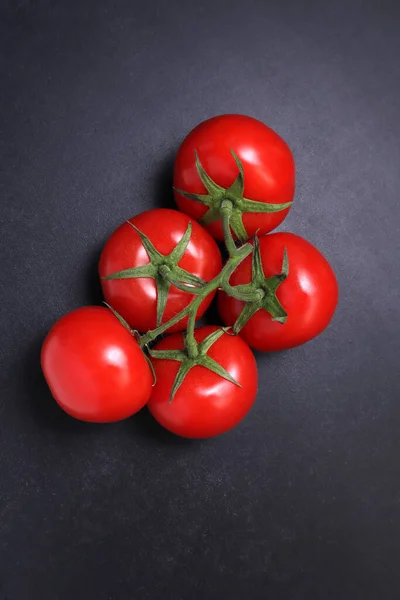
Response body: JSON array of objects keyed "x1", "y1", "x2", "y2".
[
  {"x1": 102, "y1": 221, "x2": 205, "y2": 327},
  {"x1": 174, "y1": 149, "x2": 293, "y2": 243},
  {"x1": 149, "y1": 328, "x2": 241, "y2": 403},
  {"x1": 139, "y1": 241, "x2": 253, "y2": 348},
  {"x1": 227, "y1": 236, "x2": 289, "y2": 334}
]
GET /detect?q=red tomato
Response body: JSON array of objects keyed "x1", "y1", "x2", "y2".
[
  {"x1": 41, "y1": 306, "x2": 153, "y2": 422},
  {"x1": 148, "y1": 326, "x2": 258, "y2": 438},
  {"x1": 174, "y1": 114, "x2": 295, "y2": 240},
  {"x1": 218, "y1": 233, "x2": 338, "y2": 351},
  {"x1": 99, "y1": 209, "x2": 222, "y2": 333}
]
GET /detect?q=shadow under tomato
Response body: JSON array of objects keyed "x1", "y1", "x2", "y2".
[
  {"x1": 151, "y1": 150, "x2": 176, "y2": 210},
  {"x1": 84, "y1": 243, "x2": 104, "y2": 307},
  {"x1": 127, "y1": 405, "x2": 196, "y2": 446},
  {"x1": 198, "y1": 292, "x2": 224, "y2": 329}
]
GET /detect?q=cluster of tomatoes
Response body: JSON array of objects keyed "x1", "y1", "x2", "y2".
[{"x1": 41, "y1": 115, "x2": 338, "y2": 439}]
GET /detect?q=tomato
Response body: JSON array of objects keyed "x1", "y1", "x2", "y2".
[
  {"x1": 174, "y1": 114, "x2": 295, "y2": 241},
  {"x1": 148, "y1": 326, "x2": 258, "y2": 438},
  {"x1": 218, "y1": 233, "x2": 338, "y2": 351},
  {"x1": 99, "y1": 209, "x2": 222, "y2": 333},
  {"x1": 41, "y1": 306, "x2": 153, "y2": 422}
]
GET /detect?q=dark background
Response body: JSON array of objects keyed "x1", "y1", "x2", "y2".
[{"x1": 1, "y1": 0, "x2": 399, "y2": 598}]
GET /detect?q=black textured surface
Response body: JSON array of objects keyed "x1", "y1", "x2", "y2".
[{"x1": 1, "y1": 1, "x2": 400, "y2": 599}]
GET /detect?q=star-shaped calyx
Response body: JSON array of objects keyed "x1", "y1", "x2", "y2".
[
  {"x1": 174, "y1": 150, "x2": 293, "y2": 242},
  {"x1": 150, "y1": 328, "x2": 241, "y2": 403},
  {"x1": 102, "y1": 222, "x2": 205, "y2": 327},
  {"x1": 228, "y1": 235, "x2": 289, "y2": 333}
]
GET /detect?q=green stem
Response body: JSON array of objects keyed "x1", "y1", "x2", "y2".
[
  {"x1": 220, "y1": 199, "x2": 239, "y2": 258},
  {"x1": 222, "y1": 283, "x2": 264, "y2": 302},
  {"x1": 140, "y1": 243, "x2": 253, "y2": 348},
  {"x1": 185, "y1": 279, "x2": 217, "y2": 359}
]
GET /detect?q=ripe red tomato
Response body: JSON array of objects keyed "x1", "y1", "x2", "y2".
[
  {"x1": 41, "y1": 306, "x2": 153, "y2": 422},
  {"x1": 174, "y1": 114, "x2": 295, "y2": 241},
  {"x1": 148, "y1": 326, "x2": 258, "y2": 438},
  {"x1": 218, "y1": 233, "x2": 338, "y2": 351},
  {"x1": 99, "y1": 209, "x2": 222, "y2": 333}
]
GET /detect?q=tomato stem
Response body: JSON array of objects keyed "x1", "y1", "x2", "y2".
[
  {"x1": 139, "y1": 203, "x2": 288, "y2": 349},
  {"x1": 220, "y1": 200, "x2": 240, "y2": 258},
  {"x1": 184, "y1": 278, "x2": 219, "y2": 358},
  {"x1": 139, "y1": 243, "x2": 253, "y2": 348}
]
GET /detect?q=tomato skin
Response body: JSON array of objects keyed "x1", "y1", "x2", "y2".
[
  {"x1": 174, "y1": 114, "x2": 295, "y2": 240},
  {"x1": 99, "y1": 209, "x2": 222, "y2": 333},
  {"x1": 41, "y1": 307, "x2": 153, "y2": 422},
  {"x1": 148, "y1": 326, "x2": 258, "y2": 438},
  {"x1": 218, "y1": 233, "x2": 339, "y2": 352}
]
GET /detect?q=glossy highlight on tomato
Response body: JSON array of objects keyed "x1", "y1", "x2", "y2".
[
  {"x1": 148, "y1": 326, "x2": 258, "y2": 438},
  {"x1": 174, "y1": 114, "x2": 295, "y2": 240},
  {"x1": 218, "y1": 233, "x2": 338, "y2": 351},
  {"x1": 41, "y1": 306, "x2": 153, "y2": 422},
  {"x1": 99, "y1": 209, "x2": 222, "y2": 333}
]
